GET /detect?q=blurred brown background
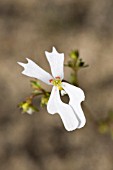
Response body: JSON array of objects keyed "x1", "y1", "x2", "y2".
[{"x1": 0, "y1": 0, "x2": 113, "y2": 170}]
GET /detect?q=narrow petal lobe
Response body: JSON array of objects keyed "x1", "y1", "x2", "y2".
[
  {"x1": 18, "y1": 58, "x2": 53, "y2": 85},
  {"x1": 47, "y1": 86, "x2": 79, "y2": 131},
  {"x1": 62, "y1": 82, "x2": 86, "y2": 128},
  {"x1": 45, "y1": 47, "x2": 64, "y2": 80}
]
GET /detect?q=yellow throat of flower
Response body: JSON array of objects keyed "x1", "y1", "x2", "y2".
[{"x1": 51, "y1": 78, "x2": 63, "y2": 90}]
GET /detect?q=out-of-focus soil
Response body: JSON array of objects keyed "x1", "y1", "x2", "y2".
[{"x1": 0, "y1": 0, "x2": 113, "y2": 170}]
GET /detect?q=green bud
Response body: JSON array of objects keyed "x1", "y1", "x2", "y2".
[
  {"x1": 65, "y1": 50, "x2": 88, "y2": 72},
  {"x1": 70, "y1": 50, "x2": 79, "y2": 60},
  {"x1": 78, "y1": 58, "x2": 88, "y2": 68},
  {"x1": 41, "y1": 93, "x2": 50, "y2": 107},
  {"x1": 19, "y1": 101, "x2": 38, "y2": 114},
  {"x1": 19, "y1": 102, "x2": 29, "y2": 112},
  {"x1": 41, "y1": 96, "x2": 48, "y2": 107}
]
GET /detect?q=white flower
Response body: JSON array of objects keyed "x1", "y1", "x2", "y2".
[{"x1": 18, "y1": 47, "x2": 86, "y2": 131}]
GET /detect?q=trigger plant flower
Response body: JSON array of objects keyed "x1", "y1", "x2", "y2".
[{"x1": 18, "y1": 47, "x2": 86, "y2": 131}]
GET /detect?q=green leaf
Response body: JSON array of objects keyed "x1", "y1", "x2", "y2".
[{"x1": 31, "y1": 80, "x2": 41, "y2": 89}]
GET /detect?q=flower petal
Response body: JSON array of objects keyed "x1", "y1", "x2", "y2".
[
  {"x1": 62, "y1": 82, "x2": 86, "y2": 128},
  {"x1": 17, "y1": 58, "x2": 53, "y2": 85},
  {"x1": 47, "y1": 86, "x2": 79, "y2": 131},
  {"x1": 45, "y1": 47, "x2": 64, "y2": 80},
  {"x1": 61, "y1": 90, "x2": 67, "y2": 96}
]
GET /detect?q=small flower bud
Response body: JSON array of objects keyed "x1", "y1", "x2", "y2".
[
  {"x1": 70, "y1": 50, "x2": 79, "y2": 60},
  {"x1": 19, "y1": 101, "x2": 38, "y2": 114}
]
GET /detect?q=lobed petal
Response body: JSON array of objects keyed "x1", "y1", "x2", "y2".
[
  {"x1": 62, "y1": 82, "x2": 86, "y2": 128},
  {"x1": 45, "y1": 47, "x2": 64, "y2": 80},
  {"x1": 17, "y1": 58, "x2": 53, "y2": 85},
  {"x1": 47, "y1": 86, "x2": 79, "y2": 131}
]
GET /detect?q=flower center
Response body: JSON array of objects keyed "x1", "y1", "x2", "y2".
[{"x1": 49, "y1": 77, "x2": 63, "y2": 90}]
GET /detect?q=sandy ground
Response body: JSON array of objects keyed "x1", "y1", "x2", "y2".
[{"x1": 0, "y1": 0, "x2": 113, "y2": 170}]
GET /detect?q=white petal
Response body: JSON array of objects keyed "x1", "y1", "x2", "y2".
[
  {"x1": 45, "y1": 47, "x2": 64, "y2": 80},
  {"x1": 62, "y1": 82, "x2": 86, "y2": 128},
  {"x1": 27, "y1": 108, "x2": 33, "y2": 115},
  {"x1": 17, "y1": 58, "x2": 53, "y2": 85},
  {"x1": 61, "y1": 90, "x2": 67, "y2": 96},
  {"x1": 47, "y1": 86, "x2": 79, "y2": 131}
]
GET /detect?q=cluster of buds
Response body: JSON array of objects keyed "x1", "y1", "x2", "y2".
[
  {"x1": 65, "y1": 50, "x2": 88, "y2": 86},
  {"x1": 19, "y1": 80, "x2": 50, "y2": 114},
  {"x1": 67, "y1": 50, "x2": 88, "y2": 70}
]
